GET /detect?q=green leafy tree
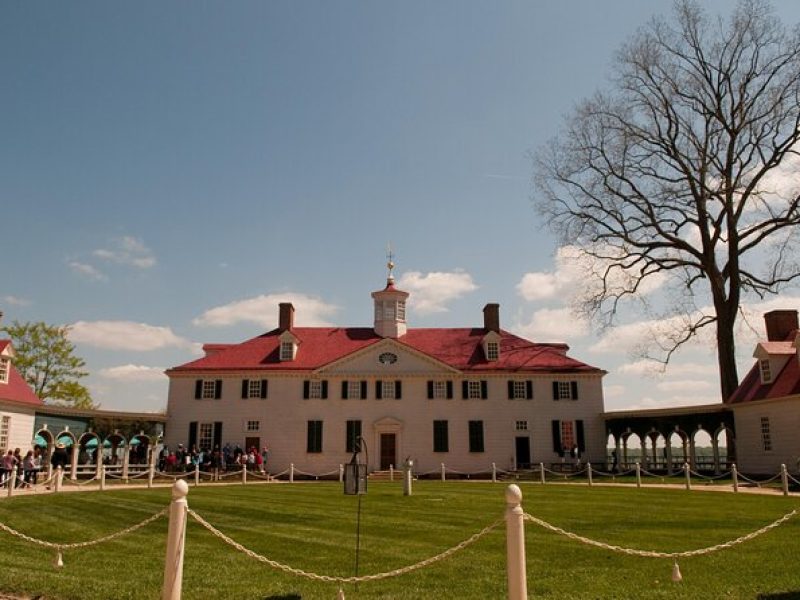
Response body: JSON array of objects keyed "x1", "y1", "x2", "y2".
[{"x1": 1, "y1": 321, "x2": 95, "y2": 408}]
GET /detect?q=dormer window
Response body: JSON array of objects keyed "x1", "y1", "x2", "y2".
[
  {"x1": 486, "y1": 342, "x2": 499, "y2": 361},
  {"x1": 759, "y1": 359, "x2": 772, "y2": 383},
  {"x1": 280, "y1": 341, "x2": 294, "y2": 361},
  {"x1": 0, "y1": 357, "x2": 8, "y2": 384},
  {"x1": 279, "y1": 330, "x2": 298, "y2": 361}
]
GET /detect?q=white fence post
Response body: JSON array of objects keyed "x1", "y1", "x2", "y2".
[
  {"x1": 161, "y1": 480, "x2": 189, "y2": 600},
  {"x1": 122, "y1": 450, "x2": 130, "y2": 483},
  {"x1": 492, "y1": 462, "x2": 497, "y2": 483},
  {"x1": 148, "y1": 461, "x2": 155, "y2": 489},
  {"x1": 441, "y1": 463, "x2": 446, "y2": 482},
  {"x1": 781, "y1": 464, "x2": 789, "y2": 496},
  {"x1": 389, "y1": 464, "x2": 394, "y2": 482},
  {"x1": 339, "y1": 464, "x2": 344, "y2": 483},
  {"x1": 587, "y1": 463, "x2": 593, "y2": 487},
  {"x1": 505, "y1": 484, "x2": 527, "y2": 600},
  {"x1": 539, "y1": 462, "x2": 545, "y2": 485},
  {"x1": 100, "y1": 464, "x2": 106, "y2": 491},
  {"x1": 54, "y1": 466, "x2": 63, "y2": 493},
  {"x1": 195, "y1": 464, "x2": 200, "y2": 487},
  {"x1": 403, "y1": 460, "x2": 413, "y2": 496},
  {"x1": 7, "y1": 467, "x2": 16, "y2": 498},
  {"x1": 635, "y1": 462, "x2": 641, "y2": 488},
  {"x1": 684, "y1": 462, "x2": 691, "y2": 490},
  {"x1": 289, "y1": 463, "x2": 294, "y2": 483},
  {"x1": 70, "y1": 446, "x2": 79, "y2": 481},
  {"x1": 732, "y1": 463, "x2": 739, "y2": 493},
  {"x1": 242, "y1": 465, "x2": 247, "y2": 485}
]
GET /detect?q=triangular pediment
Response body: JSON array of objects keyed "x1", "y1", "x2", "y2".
[{"x1": 317, "y1": 338, "x2": 459, "y2": 376}]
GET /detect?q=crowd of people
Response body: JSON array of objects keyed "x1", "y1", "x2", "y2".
[
  {"x1": 158, "y1": 443, "x2": 270, "y2": 475},
  {"x1": 0, "y1": 443, "x2": 70, "y2": 488}
]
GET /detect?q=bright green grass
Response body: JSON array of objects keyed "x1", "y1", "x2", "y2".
[{"x1": 0, "y1": 482, "x2": 798, "y2": 599}]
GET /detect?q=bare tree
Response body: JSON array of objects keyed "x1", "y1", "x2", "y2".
[{"x1": 535, "y1": 0, "x2": 800, "y2": 400}]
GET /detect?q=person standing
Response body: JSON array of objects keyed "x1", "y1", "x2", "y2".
[
  {"x1": 1, "y1": 450, "x2": 18, "y2": 487},
  {"x1": 22, "y1": 450, "x2": 37, "y2": 487}
]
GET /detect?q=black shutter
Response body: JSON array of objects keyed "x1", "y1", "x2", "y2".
[
  {"x1": 480, "y1": 380, "x2": 488, "y2": 399},
  {"x1": 359, "y1": 381, "x2": 365, "y2": 399},
  {"x1": 428, "y1": 381, "x2": 434, "y2": 399},
  {"x1": 321, "y1": 380, "x2": 328, "y2": 399},
  {"x1": 376, "y1": 381, "x2": 383, "y2": 399},
  {"x1": 551, "y1": 420, "x2": 562, "y2": 454},
  {"x1": 395, "y1": 380, "x2": 402, "y2": 399},
  {"x1": 303, "y1": 381, "x2": 310, "y2": 399},
  {"x1": 194, "y1": 380, "x2": 202, "y2": 399},
  {"x1": 576, "y1": 420, "x2": 585, "y2": 452},
  {"x1": 552, "y1": 381, "x2": 559, "y2": 400},
  {"x1": 214, "y1": 379, "x2": 223, "y2": 399},
  {"x1": 508, "y1": 381, "x2": 514, "y2": 399},
  {"x1": 213, "y1": 422, "x2": 223, "y2": 449},
  {"x1": 241, "y1": 380, "x2": 249, "y2": 399},
  {"x1": 446, "y1": 381, "x2": 453, "y2": 399},
  {"x1": 189, "y1": 422, "x2": 198, "y2": 449},
  {"x1": 526, "y1": 380, "x2": 533, "y2": 400},
  {"x1": 260, "y1": 380, "x2": 268, "y2": 399},
  {"x1": 341, "y1": 381, "x2": 349, "y2": 399},
  {"x1": 462, "y1": 381, "x2": 468, "y2": 399},
  {"x1": 571, "y1": 381, "x2": 579, "y2": 400}
]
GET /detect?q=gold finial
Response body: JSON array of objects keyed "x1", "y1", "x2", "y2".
[{"x1": 386, "y1": 242, "x2": 395, "y2": 283}]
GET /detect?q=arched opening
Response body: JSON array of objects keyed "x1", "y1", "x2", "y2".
[
  {"x1": 129, "y1": 434, "x2": 150, "y2": 466},
  {"x1": 668, "y1": 430, "x2": 688, "y2": 471},
  {"x1": 104, "y1": 433, "x2": 126, "y2": 469},
  {"x1": 714, "y1": 425, "x2": 735, "y2": 472},
  {"x1": 622, "y1": 432, "x2": 642, "y2": 470},
  {"x1": 650, "y1": 432, "x2": 667, "y2": 471},
  {"x1": 606, "y1": 433, "x2": 620, "y2": 471},
  {"x1": 692, "y1": 428, "x2": 713, "y2": 472}
]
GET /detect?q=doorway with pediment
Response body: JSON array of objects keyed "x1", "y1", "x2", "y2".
[{"x1": 372, "y1": 417, "x2": 403, "y2": 472}]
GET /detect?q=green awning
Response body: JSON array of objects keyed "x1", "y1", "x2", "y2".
[{"x1": 32, "y1": 435, "x2": 47, "y2": 447}]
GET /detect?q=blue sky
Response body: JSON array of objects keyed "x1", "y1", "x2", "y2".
[{"x1": 3, "y1": 1, "x2": 800, "y2": 413}]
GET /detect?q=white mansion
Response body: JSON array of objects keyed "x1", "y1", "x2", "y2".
[{"x1": 165, "y1": 271, "x2": 607, "y2": 474}]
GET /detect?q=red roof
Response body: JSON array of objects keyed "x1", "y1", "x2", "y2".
[
  {"x1": 727, "y1": 330, "x2": 800, "y2": 405},
  {"x1": 0, "y1": 341, "x2": 43, "y2": 407},
  {"x1": 168, "y1": 327, "x2": 601, "y2": 374}
]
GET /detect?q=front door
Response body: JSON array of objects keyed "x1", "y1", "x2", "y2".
[
  {"x1": 380, "y1": 433, "x2": 396, "y2": 470},
  {"x1": 515, "y1": 436, "x2": 531, "y2": 469},
  {"x1": 245, "y1": 436, "x2": 260, "y2": 453}
]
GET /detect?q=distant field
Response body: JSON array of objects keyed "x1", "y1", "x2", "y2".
[{"x1": 0, "y1": 482, "x2": 797, "y2": 599}]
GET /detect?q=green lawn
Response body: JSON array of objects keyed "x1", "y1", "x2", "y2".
[{"x1": 0, "y1": 482, "x2": 797, "y2": 599}]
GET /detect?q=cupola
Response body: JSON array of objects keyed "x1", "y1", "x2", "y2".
[{"x1": 371, "y1": 253, "x2": 409, "y2": 339}]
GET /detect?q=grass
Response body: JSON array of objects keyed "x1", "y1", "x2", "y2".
[{"x1": 0, "y1": 481, "x2": 798, "y2": 599}]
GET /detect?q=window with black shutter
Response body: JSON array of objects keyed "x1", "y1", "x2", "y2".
[
  {"x1": 469, "y1": 421, "x2": 484, "y2": 453},
  {"x1": 551, "y1": 420, "x2": 562, "y2": 455},
  {"x1": 307, "y1": 421, "x2": 323, "y2": 453},
  {"x1": 260, "y1": 380, "x2": 268, "y2": 399},
  {"x1": 346, "y1": 420, "x2": 362, "y2": 453},
  {"x1": 214, "y1": 379, "x2": 222, "y2": 399},
  {"x1": 241, "y1": 380, "x2": 249, "y2": 399},
  {"x1": 433, "y1": 420, "x2": 449, "y2": 453}
]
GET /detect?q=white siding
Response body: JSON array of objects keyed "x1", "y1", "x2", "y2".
[{"x1": 733, "y1": 398, "x2": 800, "y2": 475}]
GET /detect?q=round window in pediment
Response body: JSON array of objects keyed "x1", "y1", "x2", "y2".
[{"x1": 378, "y1": 352, "x2": 398, "y2": 365}]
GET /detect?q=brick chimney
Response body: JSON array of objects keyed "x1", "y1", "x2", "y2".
[
  {"x1": 764, "y1": 309, "x2": 798, "y2": 341},
  {"x1": 279, "y1": 303, "x2": 295, "y2": 332},
  {"x1": 483, "y1": 303, "x2": 500, "y2": 333}
]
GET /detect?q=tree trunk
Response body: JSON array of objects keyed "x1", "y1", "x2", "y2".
[{"x1": 715, "y1": 307, "x2": 739, "y2": 401}]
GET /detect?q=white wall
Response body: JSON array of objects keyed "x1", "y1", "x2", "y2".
[
  {"x1": 0, "y1": 403, "x2": 36, "y2": 453},
  {"x1": 165, "y1": 368, "x2": 606, "y2": 474},
  {"x1": 733, "y1": 398, "x2": 800, "y2": 474}
]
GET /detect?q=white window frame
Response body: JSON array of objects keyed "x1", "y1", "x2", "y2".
[
  {"x1": 512, "y1": 381, "x2": 528, "y2": 400},
  {"x1": 280, "y1": 341, "x2": 294, "y2": 361},
  {"x1": 202, "y1": 380, "x2": 216, "y2": 399},
  {"x1": 347, "y1": 380, "x2": 363, "y2": 400},
  {"x1": 432, "y1": 381, "x2": 448, "y2": 399},
  {"x1": 308, "y1": 380, "x2": 323, "y2": 399},
  {"x1": 760, "y1": 417, "x2": 772, "y2": 452},
  {"x1": 468, "y1": 380, "x2": 482, "y2": 399},
  {"x1": 561, "y1": 420, "x2": 575, "y2": 449},
  {"x1": 759, "y1": 359, "x2": 772, "y2": 383},
  {"x1": 245, "y1": 420, "x2": 260, "y2": 432},
  {"x1": 382, "y1": 380, "x2": 396, "y2": 399},
  {"x1": 397, "y1": 300, "x2": 406, "y2": 321},
  {"x1": 0, "y1": 416, "x2": 9, "y2": 449},
  {"x1": 515, "y1": 420, "x2": 528, "y2": 431},
  {"x1": 0, "y1": 358, "x2": 9, "y2": 384},
  {"x1": 382, "y1": 302, "x2": 395, "y2": 320},
  {"x1": 198, "y1": 423, "x2": 214, "y2": 450},
  {"x1": 486, "y1": 341, "x2": 499, "y2": 361},
  {"x1": 557, "y1": 381, "x2": 573, "y2": 400},
  {"x1": 248, "y1": 380, "x2": 262, "y2": 398}
]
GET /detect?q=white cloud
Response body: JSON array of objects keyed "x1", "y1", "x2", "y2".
[
  {"x1": 517, "y1": 245, "x2": 667, "y2": 304},
  {"x1": 93, "y1": 236, "x2": 156, "y2": 269},
  {"x1": 603, "y1": 384, "x2": 626, "y2": 400},
  {"x1": 610, "y1": 393, "x2": 721, "y2": 411},
  {"x1": 193, "y1": 293, "x2": 338, "y2": 328},
  {"x1": 397, "y1": 270, "x2": 478, "y2": 315},
  {"x1": 616, "y1": 359, "x2": 718, "y2": 378},
  {"x1": 514, "y1": 307, "x2": 589, "y2": 342},
  {"x1": 655, "y1": 379, "x2": 715, "y2": 393},
  {"x1": 69, "y1": 321, "x2": 197, "y2": 352},
  {"x1": 1, "y1": 295, "x2": 30, "y2": 307},
  {"x1": 97, "y1": 364, "x2": 166, "y2": 382},
  {"x1": 68, "y1": 261, "x2": 107, "y2": 281}
]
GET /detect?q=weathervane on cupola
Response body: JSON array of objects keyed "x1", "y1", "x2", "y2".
[{"x1": 372, "y1": 243, "x2": 409, "y2": 338}]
